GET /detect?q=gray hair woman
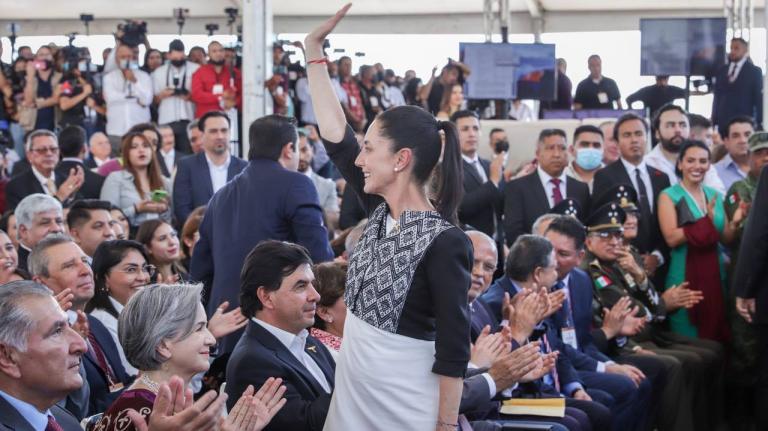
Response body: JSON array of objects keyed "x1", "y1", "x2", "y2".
[{"x1": 94, "y1": 283, "x2": 286, "y2": 431}]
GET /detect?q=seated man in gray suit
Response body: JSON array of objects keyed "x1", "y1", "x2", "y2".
[
  {"x1": 0, "y1": 281, "x2": 86, "y2": 431},
  {"x1": 298, "y1": 130, "x2": 339, "y2": 231}
]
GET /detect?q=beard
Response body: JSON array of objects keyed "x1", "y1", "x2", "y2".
[
  {"x1": 298, "y1": 160, "x2": 309, "y2": 172},
  {"x1": 659, "y1": 136, "x2": 684, "y2": 153}
]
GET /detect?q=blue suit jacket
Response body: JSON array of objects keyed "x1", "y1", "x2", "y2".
[
  {"x1": 190, "y1": 159, "x2": 333, "y2": 354},
  {"x1": 480, "y1": 276, "x2": 582, "y2": 394},
  {"x1": 712, "y1": 58, "x2": 763, "y2": 131},
  {"x1": 550, "y1": 269, "x2": 613, "y2": 372},
  {"x1": 225, "y1": 321, "x2": 335, "y2": 431},
  {"x1": 83, "y1": 316, "x2": 133, "y2": 416},
  {"x1": 469, "y1": 297, "x2": 500, "y2": 342},
  {"x1": 172, "y1": 152, "x2": 248, "y2": 224}
]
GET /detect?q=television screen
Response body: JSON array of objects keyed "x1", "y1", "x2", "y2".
[
  {"x1": 640, "y1": 18, "x2": 727, "y2": 77},
  {"x1": 459, "y1": 43, "x2": 557, "y2": 101}
]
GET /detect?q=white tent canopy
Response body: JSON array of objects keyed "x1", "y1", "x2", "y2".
[{"x1": 0, "y1": 0, "x2": 760, "y2": 36}]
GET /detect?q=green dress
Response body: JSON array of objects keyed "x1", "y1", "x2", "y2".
[{"x1": 661, "y1": 183, "x2": 727, "y2": 338}]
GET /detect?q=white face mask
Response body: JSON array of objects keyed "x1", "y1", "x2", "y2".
[{"x1": 119, "y1": 59, "x2": 139, "y2": 70}]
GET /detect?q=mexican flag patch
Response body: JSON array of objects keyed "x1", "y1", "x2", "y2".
[
  {"x1": 729, "y1": 192, "x2": 740, "y2": 205},
  {"x1": 595, "y1": 275, "x2": 612, "y2": 289}
]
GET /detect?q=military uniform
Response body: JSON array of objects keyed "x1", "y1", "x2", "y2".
[{"x1": 585, "y1": 197, "x2": 724, "y2": 431}]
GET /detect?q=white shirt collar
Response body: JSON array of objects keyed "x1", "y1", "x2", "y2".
[
  {"x1": 620, "y1": 157, "x2": 647, "y2": 172},
  {"x1": 461, "y1": 153, "x2": 480, "y2": 164},
  {"x1": 252, "y1": 317, "x2": 307, "y2": 351},
  {"x1": 537, "y1": 166, "x2": 567, "y2": 185},
  {"x1": 561, "y1": 273, "x2": 571, "y2": 288},
  {"x1": 301, "y1": 168, "x2": 314, "y2": 179},
  {"x1": 31, "y1": 166, "x2": 54, "y2": 184},
  {"x1": 109, "y1": 296, "x2": 124, "y2": 314},
  {"x1": 161, "y1": 147, "x2": 175, "y2": 157},
  {"x1": 732, "y1": 56, "x2": 748, "y2": 68},
  {"x1": 0, "y1": 388, "x2": 51, "y2": 430},
  {"x1": 94, "y1": 156, "x2": 109, "y2": 167},
  {"x1": 204, "y1": 153, "x2": 231, "y2": 171}
]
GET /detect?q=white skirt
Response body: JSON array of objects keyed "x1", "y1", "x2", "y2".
[{"x1": 322, "y1": 313, "x2": 440, "y2": 430}]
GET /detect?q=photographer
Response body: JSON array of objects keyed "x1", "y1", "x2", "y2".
[
  {"x1": 103, "y1": 44, "x2": 153, "y2": 156},
  {"x1": 153, "y1": 39, "x2": 198, "y2": 155},
  {"x1": 20, "y1": 46, "x2": 62, "y2": 132},
  {"x1": 58, "y1": 61, "x2": 94, "y2": 130}
]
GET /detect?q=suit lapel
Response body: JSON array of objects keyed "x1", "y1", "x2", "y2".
[
  {"x1": 248, "y1": 322, "x2": 329, "y2": 396},
  {"x1": 226, "y1": 157, "x2": 240, "y2": 181},
  {"x1": 527, "y1": 173, "x2": 550, "y2": 211},
  {"x1": 305, "y1": 337, "x2": 335, "y2": 389},
  {"x1": 462, "y1": 159, "x2": 483, "y2": 187},
  {"x1": 198, "y1": 154, "x2": 215, "y2": 197},
  {"x1": 0, "y1": 396, "x2": 37, "y2": 431}
]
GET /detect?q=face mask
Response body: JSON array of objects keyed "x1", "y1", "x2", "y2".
[
  {"x1": 119, "y1": 59, "x2": 139, "y2": 70},
  {"x1": 171, "y1": 59, "x2": 186, "y2": 68},
  {"x1": 575, "y1": 148, "x2": 603, "y2": 171}
]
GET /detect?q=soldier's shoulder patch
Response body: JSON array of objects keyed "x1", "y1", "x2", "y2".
[{"x1": 595, "y1": 275, "x2": 612, "y2": 289}]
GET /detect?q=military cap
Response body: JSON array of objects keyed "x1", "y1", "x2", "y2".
[
  {"x1": 585, "y1": 202, "x2": 626, "y2": 233},
  {"x1": 594, "y1": 184, "x2": 639, "y2": 214},
  {"x1": 550, "y1": 198, "x2": 581, "y2": 218},
  {"x1": 749, "y1": 131, "x2": 768, "y2": 152}
]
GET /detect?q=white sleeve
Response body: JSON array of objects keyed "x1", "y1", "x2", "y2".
[
  {"x1": 135, "y1": 72, "x2": 155, "y2": 107},
  {"x1": 102, "y1": 72, "x2": 130, "y2": 104},
  {"x1": 705, "y1": 166, "x2": 726, "y2": 196}
]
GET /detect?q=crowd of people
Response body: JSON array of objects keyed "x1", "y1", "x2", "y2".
[{"x1": 1, "y1": 4, "x2": 768, "y2": 431}]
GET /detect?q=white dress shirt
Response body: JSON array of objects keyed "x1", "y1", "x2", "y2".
[
  {"x1": 31, "y1": 167, "x2": 56, "y2": 196},
  {"x1": 728, "y1": 56, "x2": 748, "y2": 82},
  {"x1": 152, "y1": 62, "x2": 199, "y2": 125},
  {"x1": 461, "y1": 154, "x2": 489, "y2": 183},
  {"x1": 537, "y1": 167, "x2": 568, "y2": 208},
  {"x1": 103, "y1": 68, "x2": 153, "y2": 137},
  {"x1": 205, "y1": 154, "x2": 231, "y2": 194},
  {"x1": 0, "y1": 389, "x2": 51, "y2": 430},
  {"x1": 620, "y1": 158, "x2": 655, "y2": 211},
  {"x1": 252, "y1": 318, "x2": 332, "y2": 393},
  {"x1": 161, "y1": 148, "x2": 176, "y2": 174},
  {"x1": 90, "y1": 297, "x2": 138, "y2": 376},
  {"x1": 645, "y1": 145, "x2": 726, "y2": 195}
]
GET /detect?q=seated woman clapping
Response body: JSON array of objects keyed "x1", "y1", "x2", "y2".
[{"x1": 94, "y1": 283, "x2": 286, "y2": 431}]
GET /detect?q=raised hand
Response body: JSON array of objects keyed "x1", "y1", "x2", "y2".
[
  {"x1": 55, "y1": 288, "x2": 74, "y2": 311},
  {"x1": 208, "y1": 301, "x2": 249, "y2": 339},
  {"x1": 304, "y1": 3, "x2": 352, "y2": 53},
  {"x1": 520, "y1": 351, "x2": 558, "y2": 382},
  {"x1": 600, "y1": 296, "x2": 633, "y2": 339},
  {"x1": 488, "y1": 341, "x2": 541, "y2": 390}
]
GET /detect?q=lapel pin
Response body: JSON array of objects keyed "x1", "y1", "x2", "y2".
[{"x1": 307, "y1": 345, "x2": 317, "y2": 353}]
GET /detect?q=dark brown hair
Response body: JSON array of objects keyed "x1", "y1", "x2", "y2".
[
  {"x1": 312, "y1": 262, "x2": 348, "y2": 330},
  {"x1": 120, "y1": 132, "x2": 165, "y2": 198}
]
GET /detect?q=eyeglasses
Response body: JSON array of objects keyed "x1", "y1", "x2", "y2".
[
  {"x1": 31, "y1": 146, "x2": 59, "y2": 155},
  {"x1": 117, "y1": 264, "x2": 157, "y2": 277},
  {"x1": 593, "y1": 231, "x2": 623, "y2": 240}
]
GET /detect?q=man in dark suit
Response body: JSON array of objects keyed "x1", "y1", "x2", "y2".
[
  {"x1": 712, "y1": 37, "x2": 763, "y2": 135},
  {"x1": 593, "y1": 113, "x2": 670, "y2": 277},
  {"x1": 173, "y1": 111, "x2": 248, "y2": 225},
  {"x1": 452, "y1": 111, "x2": 504, "y2": 238},
  {"x1": 734, "y1": 165, "x2": 768, "y2": 428},
  {"x1": 226, "y1": 241, "x2": 334, "y2": 431},
  {"x1": 480, "y1": 235, "x2": 611, "y2": 431},
  {"x1": 192, "y1": 115, "x2": 333, "y2": 354},
  {"x1": 83, "y1": 132, "x2": 113, "y2": 171},
  {"x1": 6, "y1": 130, "x2": 84, "y2": 211},
  {"x1": 14, "y1": 194, "x2": 66, "y2": 272},
  {"x1": 0, "y1": 281, "x2": 87, "y2": 431},
  {"x1": 55, "y1": 126, "x2": 105, "y2": 201},
  {"x1": 504, "y1": 129, "x2": 590, "y2": 246},
  {"x1": 156, "y1": 124, "x2": 185, "y2": 178}
]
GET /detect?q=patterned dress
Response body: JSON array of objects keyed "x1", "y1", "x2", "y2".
[{"x1": 92, "y1": 388, "x2": 155, "y2": 431}]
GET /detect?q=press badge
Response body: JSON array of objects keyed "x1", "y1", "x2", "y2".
[
  {"x1": 562, "y1": 327, "x2": 578, "y2": 349},
  {"x1": 597, "y1": 92, "x2": 609, "y2": 104},
  {"x1": 350, "y1": 96, "x2": 358, "y2": 107},
  {"x1": 213, "y1": 84, "x2": 224, "y2": 95}
]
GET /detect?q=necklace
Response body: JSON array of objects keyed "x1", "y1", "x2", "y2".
[{"x1": 136, "y1": 373, "x2": 161, "y2": 393}]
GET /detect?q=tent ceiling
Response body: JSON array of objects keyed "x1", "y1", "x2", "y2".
[{"x1": 0, "y1": 0, "x2": 757, "y2": 36}]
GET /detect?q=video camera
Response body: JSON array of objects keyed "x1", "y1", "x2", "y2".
[
  {"x1": 60, "y1": 46, "x2": 90, "y2": 74},
  {"x1": 118, "y1": 21, "x2": 147, "y2": 47}
]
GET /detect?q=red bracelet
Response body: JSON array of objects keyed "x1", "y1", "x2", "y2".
[{"x1": 307, "y1": 57, "x2": 329, "y2": 65}]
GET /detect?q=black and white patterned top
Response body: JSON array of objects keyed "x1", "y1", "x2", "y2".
[{"x1": 326, "y1": 126, "x2": 472, "y2": 378}]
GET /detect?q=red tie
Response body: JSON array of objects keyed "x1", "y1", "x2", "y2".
[
  {"x1": 550, "y1": 178, "x2": 564, "y2": 205},
  {"x1": 46, "y1": 415, "x2": 64, "y2": 431},
  {"x1": 88, "y1": 332, "x2": 118, "y2": 385}
]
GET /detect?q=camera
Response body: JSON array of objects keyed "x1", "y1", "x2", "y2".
[
  {"x1": 494, "y1": 139, "x2": 510, "y2": 154},
  {"x1": 119, "y1": 21, "x2": 147, "y2": 47},
  {"x1": 172, "y1": 76, "x2": 189, "y2": 96}
]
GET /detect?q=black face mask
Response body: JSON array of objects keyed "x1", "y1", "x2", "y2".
[
  {"x1": 171, "y1": 59, "x2": 186, "y2": 68},
  {"x1": 209, "y1": 58, "x2": 225, "y2": 66}
]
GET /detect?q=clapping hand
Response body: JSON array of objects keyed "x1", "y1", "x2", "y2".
[
  {"x1": 208, "y1": 301, "x2": 249, "y2": 339},
  {"x1": 221, "y1": 378, "x2": 287, "y2": 431},
  {"x1": 55, "y1": 288, "x2": 74, "y2": 311},
  {"x1": 470, "y1": 325, "x2": 507, "y2": 368},
  {"x1": 661, "y1": 282, "x2": 703, "y2": 310}
]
